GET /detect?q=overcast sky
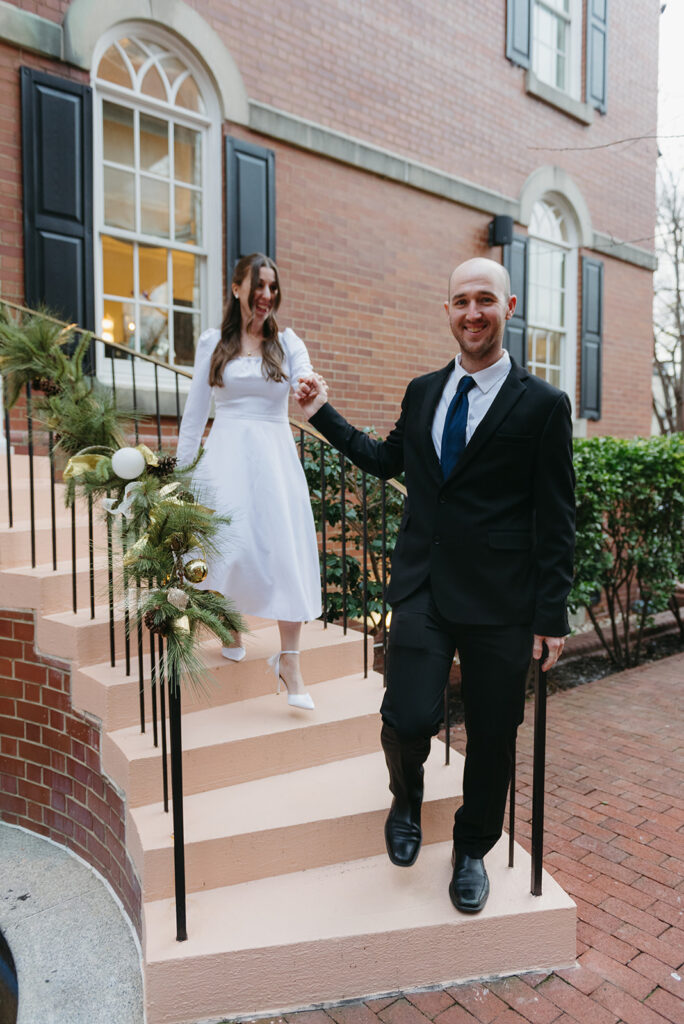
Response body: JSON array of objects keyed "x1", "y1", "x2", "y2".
[{"x1": 658, "y1": 2, "x2": 684, "y2": 173}]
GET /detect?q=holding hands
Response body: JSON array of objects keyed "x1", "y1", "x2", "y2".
[{"x1": 296, "y1": 372, "x2": 329, "y2": 420}]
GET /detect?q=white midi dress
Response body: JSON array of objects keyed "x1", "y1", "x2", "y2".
[{"x1": 175, "y1": 327, "x2": 322, "y2": 622}]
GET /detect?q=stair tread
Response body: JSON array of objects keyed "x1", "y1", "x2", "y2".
[
  {"x1": 132, "y1": 743, "x2": 458, "y2": 847},
  {"x1": 111, "y1": 672, "x2": 383, "y2": 757},
  {"x1": 1, "y1": 556, "x2": 109, "y2": 578},
  {"x1": 144, "y1": 838, "x2": 575, "y2": 961},
  {"x1": 78, "y1": 619, "x2": 363, "y2": 687}
]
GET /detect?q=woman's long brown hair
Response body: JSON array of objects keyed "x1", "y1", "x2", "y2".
[{"x1": 208, "y1": 253, "x2": 286, "y2": 386}]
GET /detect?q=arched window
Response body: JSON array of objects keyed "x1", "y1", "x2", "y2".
[
  {"x1": 527, "y1": 198, "x2": 578, "y2": 406},
  {"x1": 92, "y1": 28, "x2": 221, "y2": 378}
]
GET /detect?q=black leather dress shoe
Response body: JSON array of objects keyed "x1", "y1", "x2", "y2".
[
  {"x1": 449, "y1": 848, "x2": 490, "y2": 913},
  {"x1": 384, "y1": 807, "x2": 422, "y2": 867}
]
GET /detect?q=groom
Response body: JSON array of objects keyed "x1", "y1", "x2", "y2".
[{"x1": 297, "y1": 257, "x2": 575, "y2": 912}]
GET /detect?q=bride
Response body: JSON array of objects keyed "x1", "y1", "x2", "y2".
[{"x1": 176, "y1": 253, "x2": 322, "y2": 709}]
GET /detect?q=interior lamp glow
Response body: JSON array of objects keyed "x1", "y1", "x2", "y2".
[{"x1": 101, "y1": 314, "x2": 115, "y2": 344}]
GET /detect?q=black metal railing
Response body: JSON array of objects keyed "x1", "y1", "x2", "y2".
[{"x1": 0, "y1": 299, "x2": 550, "y2": 942}]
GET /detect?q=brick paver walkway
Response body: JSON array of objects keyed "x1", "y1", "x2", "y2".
[{"x1": 279, "y1": 652, "x2": 684, "y2": 1024}]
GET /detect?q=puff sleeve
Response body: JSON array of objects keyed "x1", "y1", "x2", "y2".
[
  {"x1": 176, "y1": 329, "x2": 219, "y2": 468},
  {"x1": 282, "y1": 327, "x2": 313, "y2": 389}
]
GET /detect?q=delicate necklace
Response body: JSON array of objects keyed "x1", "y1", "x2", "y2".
[{"x1": 241, "y1": 336, "x2": 262, "y2": 357}]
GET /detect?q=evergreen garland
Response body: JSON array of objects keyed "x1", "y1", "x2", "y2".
[{"x1": 0, "y1": 304, "x2": 246, "y2": 691}]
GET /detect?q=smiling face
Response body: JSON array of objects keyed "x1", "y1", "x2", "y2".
[
  {"x1": 233, "y1": 260, "x2": 280, "y2": 335},
  {"x1": 444, "y1": 258, "x2": 516, "y2": 372}
]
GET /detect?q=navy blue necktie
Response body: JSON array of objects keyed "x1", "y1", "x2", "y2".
[{"x1": 441, "y1": 375, "x2": 475, "y2": 478}]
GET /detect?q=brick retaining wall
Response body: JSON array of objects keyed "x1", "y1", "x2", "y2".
[{"x1": 0, "y1": 607, "x2": 142, "y2": 934}]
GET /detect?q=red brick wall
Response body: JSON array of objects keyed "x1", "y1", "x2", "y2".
[
  {"x1": 0, "y1": 607, "x2": 142, "y2": 935},
  {"x1": 0, "y1": 3, "x2": 657, "y2": 439}
]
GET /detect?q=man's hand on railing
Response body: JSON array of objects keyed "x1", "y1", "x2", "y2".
[{"x1": 295, "y1": 373, "x2": 329, "y2": 420}]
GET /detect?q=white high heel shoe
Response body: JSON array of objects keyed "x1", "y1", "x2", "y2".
[
  {"x1": 267, "y1": 650, "x2": 315, "y2": 710},
  {"x1": 221, "y1": 646, "x2": 246, "y2": 662}
]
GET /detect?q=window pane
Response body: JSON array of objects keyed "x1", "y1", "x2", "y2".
[
  {"x1": 102, "y1": 236, "x2": 134, "y2": 298},
  {"x1": 547, "y1": 332, "x2": 562, "y2": 366},
  {"x1": 102, "y1": 299, "x2": 137, "y2": 355},
  {"x1": 175, "y1": 74, "x2": 204, "y2": 113},
  {"x1": 175, "y1": 186, "x2": 201, "y2": 244},
  {"x1": 139, "y1": 304, "x2": 170, "y2": 359},
  {"x1": 141, "y1": 177, "x2": 170, "y2": 237},
  {"x1": 119, "y1": 38, "x2": 148, "y2": 76},
  {"x1": 174, "y1": 125, "x2": 201, "y2": 186},
  {"x1": 98, "y1": 44, "x2": 131, "y2": 88},
  {"x1": 103, "y1": 102, "x2": 134, "y2": 166},
  {"x1": 140, "y1": 114, "x2": 169, "y2": 176},
  {"x1": 161, "y1": 55, "x2": 187, "y2": 87},
  {"x1": 138, "y1": 245, "x2": 168, "y2": 304},
  {"x1": 104, "y1": 167, "x2": 135, "y2": 230},
  {"x1": 173, "y1": 311, "x2": 200, "y2": 366},
  {"x1": 141, "y1": 64, "x2": 167, "y2": 102},
  {"x1": 534, "y1": 333, "x2": 547, "y2": 363},
  {"x1": 172, "y1": 250, "x2": 199, "y2": 306}
]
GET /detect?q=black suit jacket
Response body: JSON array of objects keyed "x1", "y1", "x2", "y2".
[{"x1": 310, "y1": 358, "x2": 575, "y2": 637}]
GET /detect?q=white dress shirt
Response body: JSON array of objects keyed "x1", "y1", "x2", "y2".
[{"x1": 431, "y1": 349, "x2": 512, "y2": 461}]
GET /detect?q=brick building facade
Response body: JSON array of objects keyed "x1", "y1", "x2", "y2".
[{"x1": 0, "y1": 0, "x2": 659, "y2": 438}]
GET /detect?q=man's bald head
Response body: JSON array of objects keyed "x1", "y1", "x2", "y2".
[{"x1": 448, "y1": 258, "x2": 511, "y2": 302}]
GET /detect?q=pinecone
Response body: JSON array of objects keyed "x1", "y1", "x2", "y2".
[
  {"x1": 144, "y1": 609, "x2": 167, "y2": 635},
  {"x1": 31, "y1": 376, "x2": 62, "y2": 396},
  {"x1": 148, "y1": 455, "x2": 178, "y2": 478}
]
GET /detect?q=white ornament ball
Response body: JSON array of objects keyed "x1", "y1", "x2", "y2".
[{"x1": 111, "y1": 446, "x2": 146, "y2": 480}]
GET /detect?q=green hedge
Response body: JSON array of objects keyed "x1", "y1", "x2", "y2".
[
  {"x1": 308, "y1": 431, "x2": 684, "y2": 670},
  {"x1": 570, "y1": 434, "x2": 684, "y2": 667}
]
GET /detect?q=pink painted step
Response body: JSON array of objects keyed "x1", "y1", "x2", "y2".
[
  {"x1": 104, "y1": 671, "x2": 383, "y2": 807},
  {"x1": 72, "y1": 619, "x2": 367, "y2": 731},
  {"x1": 143, "y1": 838, "x2": 576, "y2": 1024},
  {"x1": 130, "y1": 742, "x2": 459, "y2": 899}
]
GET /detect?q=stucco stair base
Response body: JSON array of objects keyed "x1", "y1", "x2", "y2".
[
  {"x1": 143, "y1": 838, "x2": 576, "y2": 1024},
  {"x1": 129, "y1": 743, "x2": 459, "y2": 899},
  {"x1": 104, "y1": 672, "x2": 383, "y2": 807},
  {"x1": 0, "y1": 557, "x2": 111, "y2": 615},
  {"x1": 72, "y1": 619, "x2": 366, "y2": 732}
]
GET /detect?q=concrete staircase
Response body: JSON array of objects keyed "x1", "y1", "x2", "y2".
[{"x1": 2, "y1": 453, "x2": 576, "y2": 1023}]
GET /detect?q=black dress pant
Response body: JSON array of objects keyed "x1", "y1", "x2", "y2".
[{"x1": 380, "y1": 582, "x2": 533, "y2": 858}]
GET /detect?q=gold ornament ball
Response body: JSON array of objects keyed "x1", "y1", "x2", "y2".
[{"x1": 183, "y1": 558, "x2": 208, "y2": 583}]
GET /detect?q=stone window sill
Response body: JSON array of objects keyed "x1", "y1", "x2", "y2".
[{"x1": 525, "y1": 71, "x2": 595, "y2": 126}]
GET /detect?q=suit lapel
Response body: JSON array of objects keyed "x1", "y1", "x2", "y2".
[
  {"x1": 419, "y1": 360, "x2": 454, "y2": 483},
  {"x1": 447, "y1": 360, "x2": 528, "y2": 480}
]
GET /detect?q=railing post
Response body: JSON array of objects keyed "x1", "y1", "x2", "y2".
[
  {"x1": 159, "y1": 634, "x2": 169, "y2": 813},
  {"x1": 48, "y1": 430, "x2": 57, "y2": 570},
  {"x1": 531, "y1": 654, "x2": 547, "y2": 895},
  {"x1": 508, "y1": 731, "x2": 516, "y2": 868},
  {"x1": 26, "y1": 382, "x2": 36, "y2": 568},
  {"x1": 4, "y1": 405, "x2": 13, "y2": 528},
  {"x1": 340, "y1": 454, "x2": 347, "y2": 634},
  {"x1": 381, "y1": 479, "x2": 387, "y2": 685},
  {"x1": 168, "y1": 661, "x2": 188, "y2": 942},
  {"x1": 362, "y1": 471, "x2": 368, "y2": 679},
  {"x1": 319, "y1": 440, "x2": 327, "y2": 627}
]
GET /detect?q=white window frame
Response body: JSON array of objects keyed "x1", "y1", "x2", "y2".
[
  {"x1": 527, "y1": 196, "x2": 578, "y2": 417},
  {"x1": 532, "y1": 0, "x2": 582, "y2": 101},
  {"x1": 91, "y1": 23, "x2": 222, "y2": 393}
]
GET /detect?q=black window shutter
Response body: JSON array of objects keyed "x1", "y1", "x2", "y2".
[
  {"x1": 587, "y1": 0, "x2": 608, "y2": 112},
  {"x1": 225, "y1": 137, "x2": 275, "y2": 274},
  {"x1": 506, "y1": 0, "x2": 532, "y2": 68},
  {"x1": 21, "y1": 68, "x2": 94, "y2": 331},
  {"x1": 580, "y1": 257, "x2": 603, "y2": 420},
  {"x1": 502, "y1": 235, "x2": 528, "y2": 367}
]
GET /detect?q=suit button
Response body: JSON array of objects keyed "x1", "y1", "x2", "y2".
[
  {"x1": 433, "y1": 535, "x2": 441, "y2": 544},
  {"x1": 439, "y1": 497, "x2": 446, "y2": 504}
]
